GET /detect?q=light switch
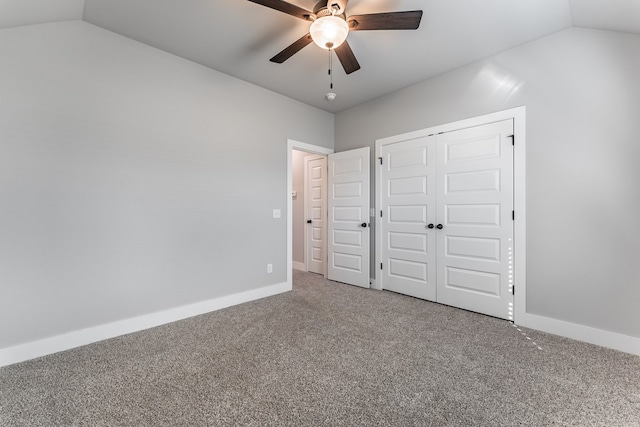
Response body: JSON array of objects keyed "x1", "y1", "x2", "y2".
[{"x1": 273, "y1": 209, "x2": 281, "y2": 218}]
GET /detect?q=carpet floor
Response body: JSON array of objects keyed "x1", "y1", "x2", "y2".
[{"x1": 1, "y1": 270, "x2": 639, "y2": 426}]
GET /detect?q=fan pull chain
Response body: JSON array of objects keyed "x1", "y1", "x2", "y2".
[
  {"x1": 328, "y1": 49, "x2": 333, "y2": 90},
  {"x1": 325, "y1": 49, "x2": 336, "y2": 102}
]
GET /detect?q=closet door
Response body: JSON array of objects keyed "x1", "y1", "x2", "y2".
[
  {"x1": 435, "y1": 119, "x2": 514, "y2": 320},
  {"x1": 305, "y1": 156, "x2": 327, "y2": 275},
  {"x1": 379, "y1": 136, "x2": 437, "y2": 300}
]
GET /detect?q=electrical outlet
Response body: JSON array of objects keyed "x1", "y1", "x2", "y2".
[
  {"x1": 273, "y1": 209, "x2": 281, "y2": 218},
  {"x1": 267, "y1": 263, "x2": 273, "y2": 273}
]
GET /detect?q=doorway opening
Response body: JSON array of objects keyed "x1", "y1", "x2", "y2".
[{"x1": 286, "y1": 140, "x2": 333, "y2": 289}]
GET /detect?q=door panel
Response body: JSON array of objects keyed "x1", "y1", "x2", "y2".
[
  {"x1": 446, "y1": 169, "x2": 500, "y2": 193},
  {"x1": 446, "y1": 204, "x2": 500, "y2": 226},
  {"x1": 306, "y1": 156, "x2": 326, "y2": 275},
  {"x1": 445, "y1": 235, "x2": 501, "y2": 261},
  {"x1": 436, "y1": 119, "x2": 514, "y2": 319},
  {"x1": 327, "y1": 147, "x2": 370, "y2": 288},
  {"x1": 380, "y1": 136, "x2": 437, "y2": 300},
  {"x1": 444, "y1": 267, "x2": 501, "y2": 296}
]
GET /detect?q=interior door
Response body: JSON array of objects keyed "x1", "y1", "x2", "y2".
[
  {"x1": 379, "y1": 136, "x2": 437, "y2": 300},
  {"x1": 327, "y1": 147, "x2": 370, "y2": 288},
  {"x1": 305, "y1": 156, "x2": 327, "y2": 275},
  {"x1": 436, "y1": 119, "x2": 514, "y2": 319}
]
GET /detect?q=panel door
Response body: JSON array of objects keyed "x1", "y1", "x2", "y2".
[
  {"x1": 327, "y1": 147, "x2": 370, "y2": 288},
  {"x1": 436, "y1": 119, "x2": 514, "y2": 320},
  {"x1": 380, "y1": 136, "x2": 437, "y2": 300},
  {"x1": 306, "y1": 156, "x2": 327, "y2": 275}
]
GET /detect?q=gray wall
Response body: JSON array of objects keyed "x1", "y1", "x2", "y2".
[
  {"x1": 335, "y1": 27, "x2": 640, "y2": 339},
  {"x1": 0, "y1": 21, "x2": 334, "y2": 349}
]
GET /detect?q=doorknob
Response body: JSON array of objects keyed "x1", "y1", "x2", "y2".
[
  {"x1": 307, "y1": 220, "x2": 312, "y2": 224},
  {"x1": 360, "y1": 223, "x2": 368, "y2": 228},
  {"x1": 427, "y1": 223, "x2": 434, "y2": 229},
  {"x1": 436, "y1": 224, "x2": 444, "y2": 229}
]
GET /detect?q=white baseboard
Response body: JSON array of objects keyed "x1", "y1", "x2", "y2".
[
  {"x1": 370, "y1": 277, "x2": 381, "y2": 290},
  {"x1": 0, "y1": 282, "x2": 291, "y2": 368},
  {"x1": 521, "y1": 313, "x2": 640, "y2": 356},
  {"x1": 292, "y1": 261, "x2": 306, "y2": 272}
]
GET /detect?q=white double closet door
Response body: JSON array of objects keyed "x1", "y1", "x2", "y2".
[{"x1": 379, "y1": 119, "x2": 514, "y2": 320}]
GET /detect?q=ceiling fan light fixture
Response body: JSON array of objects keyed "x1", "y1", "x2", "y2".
[{"x1": 310, "y1": 15, "x2": 349, "y2": 50}]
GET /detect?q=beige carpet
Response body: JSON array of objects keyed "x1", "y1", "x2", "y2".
[{"x1": 1, "y1": 270, "x2": 639, "y2": 426}]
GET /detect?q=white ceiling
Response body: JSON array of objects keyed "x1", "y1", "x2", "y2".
[{"x1": 3, "y1": 0, "x2": 639, "y2": 113}]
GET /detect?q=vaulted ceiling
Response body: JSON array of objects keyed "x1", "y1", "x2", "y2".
[{"x1": 2, "y1": 0, "x2": 639, "y2": 112}]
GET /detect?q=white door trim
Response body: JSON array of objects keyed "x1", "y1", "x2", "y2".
[
  {"x1": 375, "y1": 107, "x2": 526, "y2": 324},
  {"x1": 287, "y1": 140, "x2": 334, "y2": 289}
]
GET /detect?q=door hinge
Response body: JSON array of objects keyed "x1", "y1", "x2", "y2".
[
  {"x1": 380, "y1": 263, "x2": 383, "y2": 270},
  {"x1": 378, "y1": 157, "x2": 383, "y2": 165},
  {"x1": 509, "y1": 134, "x2": 515, "y2": 145},
  {"x1": 512, "y1": 210, "x2": 515, "y2": 221},
  {"x1": 512, "y1": 285, "x2": 515, "y2": 295},
  {"x1": 380, "y1": 210, "x2": 383, "y2": 218}
]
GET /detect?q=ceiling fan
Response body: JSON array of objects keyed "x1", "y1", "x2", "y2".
[{"x1": 247, "y1": 0, "x2": 423, "y2": 74}]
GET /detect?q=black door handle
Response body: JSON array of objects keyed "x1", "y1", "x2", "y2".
[
  {"x1": 360, "y1": 223, "x2": 368, "y2": 228},
  {"x1": 307, "y1": 220, "x2": 312, "y2": 224},
  {"x1": 427, "y1": 223, "x2": 434, "y2": 229},
  {"x1": 436, "y1": 224, "x2": 443, "y2": 229}
]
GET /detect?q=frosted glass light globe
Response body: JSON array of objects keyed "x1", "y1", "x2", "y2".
[{"x1": 310, "y1": 16, "x2": 349, "y2": 50}]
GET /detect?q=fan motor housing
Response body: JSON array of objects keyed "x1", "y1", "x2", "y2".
[{"x1": 313, "y1": 1, "x2": 345, "y2": 19}]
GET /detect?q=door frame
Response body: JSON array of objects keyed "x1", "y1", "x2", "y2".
[
  {"x1": 374, "y1": 107, "x2": 526, "y2": 324},
  {"x1": 287, "y1": 140, "x2": 334, "y2": 289}
]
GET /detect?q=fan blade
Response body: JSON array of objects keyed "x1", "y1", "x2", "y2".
[
  {"x1": 335, "y1": 41, "x2": 360, "y2": 74},
  {"x1": 270, "y1": 33, "x2": 313, "y2": 63},
  {"x1": 247, "y1": 0, "x2": 312, "y2": 20},
  {"x1": 348, "y1": 10, "x2": 423, "y2": 31}
]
